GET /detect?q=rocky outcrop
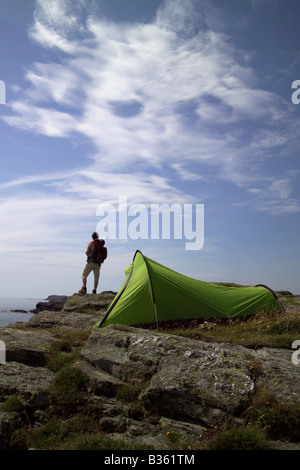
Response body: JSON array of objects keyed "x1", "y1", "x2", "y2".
[
  {"x1": 46, "y1": 295, "x2": 68, "y2": 301},
  {"x1": 26, "y1": 310, "x2": 100, "y2": 331},
  {"x1": 0, "y1": 328, "x2": 55, "y2": 366},
  {"x1": 0, "y1": 361, "x2": 55, "y2": 408},
  {"x1": 31, "y1": 295, "x2": 70, "y2": 313},
  {"x1": 78, "y1": 325, "x2": 300, "y2": 428},
  {"x1": 61, "y1": 291, "x2": 116, "y2": 313},
  {"x1": 0, "y1": 291, "x2": 299, "y2": 450}
]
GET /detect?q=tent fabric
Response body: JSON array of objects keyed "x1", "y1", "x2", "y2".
[{"x1": 95, "y1": 250, "x2": 278, "y2": 329}]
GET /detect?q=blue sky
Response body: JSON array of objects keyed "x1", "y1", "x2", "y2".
[{"x1": 0, "y1": 0, "x2": 299, "y2": 298}]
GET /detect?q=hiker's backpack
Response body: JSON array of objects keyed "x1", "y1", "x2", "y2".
[{"x1": 88, "y1": 239, "x2": 107, "y2": 265}]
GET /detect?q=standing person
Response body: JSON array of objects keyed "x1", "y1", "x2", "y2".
[{"x1": 78, "y1": 232, "x2": 107, "y2": 295}]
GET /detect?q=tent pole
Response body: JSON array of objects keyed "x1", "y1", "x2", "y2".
[
  {"x1": 153, "y1": 302, "x2": 158, "y2": 329},
  {"x1": 255, "y1": 284, "x2": 285, "y2": 312}
]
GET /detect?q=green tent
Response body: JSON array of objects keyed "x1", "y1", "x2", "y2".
[{"x1": 95, "y1": 250, "x2": 280, "y2": 328}]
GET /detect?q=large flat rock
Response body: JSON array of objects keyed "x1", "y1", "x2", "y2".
[
  {"x1": 80, "y1": 325, "x2": 300, "y2": 427},
  {"x1": 0, "y1": 361, "x2": 55, "y2": 408},
  {"x1": 0, "y1": 328, "x2": 55, "y2": 366},
  {"x1": 26, "y1": 310, "x2": 101, "y2": 331}
]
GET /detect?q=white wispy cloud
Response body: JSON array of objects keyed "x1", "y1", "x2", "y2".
[
  {"x1": 171, "y1": 163, "x2": 205, "y2": 181},
  {"x1": 0, "y1": 195, "x2": 80, "y2": 252},
  {"x1": 4, "y1": 101, "x2": 77, "y2": 137},
  {"x1": 1, "y1": 0, "x2": 299, "y2": 298},
  {"x1": 0, "y1": 170, "x2": 76, "y2": 189},
  {"x1": 248, "y1": 173, "x2": 300, "y2": 215},
  {"x1": 1, "y1": 0, "x2": 298, "y2": 218},
  {"x1": 29, "y1": 0, "x2": 91, "y2": 52}
]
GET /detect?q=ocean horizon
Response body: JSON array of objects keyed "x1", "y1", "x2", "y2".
[{"x1": 0, "y1": 297, "x2": 44, "y2": 327}]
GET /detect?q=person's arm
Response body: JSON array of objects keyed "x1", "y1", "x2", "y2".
[{"x1": 85, "y1": 242, "x2": 92, "y2": 256}]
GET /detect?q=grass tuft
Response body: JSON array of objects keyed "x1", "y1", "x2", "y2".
[
  {"x1": 51, "y1": 366, "x2": 87, "y2": 406},
  {"x1": 157, "y1": 304, "x2": 300, "y2": 349},
  {"x1": 2, "y1": 397, "x2": 24, "y2": 412},
  {"x1": 211, "y1": 424, "x2": 267, "y2": 450},
  {"x1": 246, "y1": 388, "x2": 300, "y2": 441}
]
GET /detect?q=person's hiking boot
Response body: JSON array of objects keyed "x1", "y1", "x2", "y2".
[
  {"x1": 78, "y1": 286, "x2": 87, "y2": 295},
  {"x1": 92, "y1": 289, "x2": 97, "y2": 294}
]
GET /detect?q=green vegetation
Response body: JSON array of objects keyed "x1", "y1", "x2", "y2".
[
  {"x1": 46, "y1": 329, "x2": 90, "y2": 372},
  {"x1": 51, "y1": 328, "x2": 90, "y2": 346},
  {"x1": 5, "y1": 295, "x2": 300, "y2": 451},
  {"x1": 51, "y1": 366, "x2": 87, "y2": 406},
  {"x1": 201, "y1": 386, "x2": 300, "y2": 450},
  {"x1": 159, "y1": 303, "x2": 300, "y2": 349},
  {"x1": 2, "y1": 397, "x2": 24, "y2": 412},
  {"x1": 165, "y1": 430, "x2": 191, "y2": 450},
  {"x1": 115, "y1": 382, "x2": 145, "y2": 403},
  {"x1": 246, "y1": 388, "x2": 300, "y2": 441},
  {"x1": 208, "y1": 424, "x2": 267, "y2": 450},
  {"x1": 9, "y1": 383, "x2": 300, "y2": 450},
  {"x1": 9, "y1": 414, "x2": 152, "y2": 450}
]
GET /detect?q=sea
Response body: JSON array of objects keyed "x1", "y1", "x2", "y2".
[{"x1": 0, "y1": 297, "x2": 44, "y2": 327}]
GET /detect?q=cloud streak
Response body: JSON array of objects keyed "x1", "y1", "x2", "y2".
[
  {"x1": 0, "y1": 0, "x2": 299, "y2": 298},
  {"x1": 1, "y1": 0, "x2": 299, "y2": 216}
]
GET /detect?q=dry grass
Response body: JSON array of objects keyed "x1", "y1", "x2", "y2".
[{"x1": 156, "y1": 296, "x2": 300, "y2": 350}]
